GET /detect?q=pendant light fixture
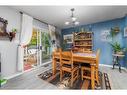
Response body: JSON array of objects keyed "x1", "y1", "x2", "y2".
[{"x1": 65, "y1": 8, "x2": 79, "y2": 26}]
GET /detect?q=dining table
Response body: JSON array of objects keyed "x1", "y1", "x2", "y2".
[{"x1": 52, "y1": 51, "x2": 97, "y2": 89}]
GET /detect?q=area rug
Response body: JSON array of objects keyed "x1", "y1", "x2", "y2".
[{"x1": 38, "y1": 69, "x2": 111, "y2": 90}]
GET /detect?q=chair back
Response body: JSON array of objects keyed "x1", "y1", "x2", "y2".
[
  {"x1": 54, "y1": 48, "x2": 62, "y2": 52},
  {"x1": 52, "y1": 48, "x2": 62, "y2": 63},
  {"x1": 53, "y1": 48, "x2": 62, "y2": 56},
  {"x1": 60, "y1": 51, "x2": 74, "y2": 69},
  {"x1": 96, "y1": 49, "x2": 100, "y2": 68}
]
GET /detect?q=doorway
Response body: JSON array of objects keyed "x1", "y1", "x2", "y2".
[{"x1": 23, "y1": 27, "x2": 52, "y2": 71}]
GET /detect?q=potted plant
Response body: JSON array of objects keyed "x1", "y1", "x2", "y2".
[
  {"x1": 110, "y1": 42, "x2": 127, "y2": 55},
  {"x1": 9, "y1": 28, "x2": 17, "y2": 41},
  {"x1": 11, "y1": 28, "x2": 17, "y2": 37}
]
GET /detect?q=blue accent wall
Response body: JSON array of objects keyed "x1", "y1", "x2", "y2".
[{"x1": 62, "y1": 17, "x2": 127, "y2": 67}]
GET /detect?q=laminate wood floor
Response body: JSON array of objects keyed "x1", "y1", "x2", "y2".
[
  {"x1": 0, "y1": 64, "x2": 57, "y2": 89},
  {"x1": 1, "y1": 63, "x2": 127, "y2": 89},
  {"x1": 99, "y1": 66, "x2": 127, "y2": 89}
]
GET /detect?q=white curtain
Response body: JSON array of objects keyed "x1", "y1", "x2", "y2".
[
  {"x1": 48, "y1": 25, "x2": 57, "y2": 51},
  {"x1": 17, "y1": 13, "x2": 33, "y2": 71}
]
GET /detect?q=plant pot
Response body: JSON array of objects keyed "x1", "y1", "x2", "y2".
[
  {"x1": 9, "y1": 32, "x2": 16, "y2": 41},
  {"x1": 10, "y1": 32, "x2": 16, "y2": 37},
  {"x1": 116, "y1": 51, "x2": 124, "y2": 55}
]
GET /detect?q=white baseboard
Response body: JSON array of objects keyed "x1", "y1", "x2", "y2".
[
  {"x1": 3, "y1": 60, "x2": 52, "y2": 80},
  {"x1": 3, "y1": 72, "x2": 23, "y2": 80},
  {"x1": 99, "y1": 64, "x2": 127, "y2": 72}
]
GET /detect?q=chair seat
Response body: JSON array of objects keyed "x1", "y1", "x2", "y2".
[
  {"x1": 61, "y1": 60, "x2": 71, "y2": 64},
  {"x1": 62, "y1": 64, "x2": 78, "y2": 72},
  {"x1": 62, "y1": 64, "x2": 78, "y2": 68},
  {"x1": 62, "y1": 64, "x2": 71, "y2": 68}
]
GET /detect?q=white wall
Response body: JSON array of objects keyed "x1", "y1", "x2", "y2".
[
  {"x1": 0, "y1": 6, "x2": 21, "y2": 78},
  {"x1": 0, "y1": 6, "x2": 61, "y2": 79}
]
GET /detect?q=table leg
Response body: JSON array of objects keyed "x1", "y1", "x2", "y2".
[
  {"x1": 112, "y1": 56, "x2": 116, "y2": 69},
  {"x1": 116, "y1": 56, "x2": 121, "y2": 73},
  {"x1": 119, "y1": 63, "x2": 121, "y2": 73},
  {"x1": 112, "y1": 56, "x2": 122, "y2": 73},
  {"x1": 113, "y1": 64, "x2": 115, "y2": 69},
  {"x1": 95, "y1": 68, "x2": 100, "y2": 86},
  {"x1": 52, "y1": 58, "x2": 56, "y2": 75},
  {"x1": 91, "y1": 65, "x2": 95, "y2": 90}
]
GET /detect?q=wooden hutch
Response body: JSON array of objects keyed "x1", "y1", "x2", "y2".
[{"x1": 73, "y1": 29, "x2": 93, "y2": 52}]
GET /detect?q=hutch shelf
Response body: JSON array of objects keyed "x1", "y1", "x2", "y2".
[{"x1": 73, "y1": 31, "x2": 93, "y2": 52}]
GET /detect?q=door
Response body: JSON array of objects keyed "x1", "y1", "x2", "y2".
[
  {"x1": 35, "y1": 28, "x2": 52, "y2": 65},
  {"x1": 40, "y1": 31, "x2": 52, "y2": 64}
]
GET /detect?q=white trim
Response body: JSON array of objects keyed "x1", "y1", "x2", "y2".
[
  {"x1": 99, "y1": 64, "x2": 127, "y2": 72},
  {"x1": 3, "y1": 72, "x2": 23, "y2": 80},
  {"x1": 3, "y1": 60, "x2": 52, "y2": 80},
  {"x1": 99, "y1": 64, "x2": 112, "y2": 68}
]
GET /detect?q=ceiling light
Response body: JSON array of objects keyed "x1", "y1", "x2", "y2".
[
  {"x1": 64, "y1": 8, "x2": 80, "y2": 26},
  {"x1": 72, "y1": 17, "x2": 77, "y2": 21},
  {"x1": 65, "y1": 22, "x2": 70, "y2": 25},
  {"x1": 74, "y1": 21, "x2": 79, "y2": 25}
]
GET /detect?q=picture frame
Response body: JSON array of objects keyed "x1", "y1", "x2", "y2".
[
  {"x1": 124, "y1": 27, "x2": 127, "y2": 37},
  {"x1": 100, "y1": 30, "x2": 112, "y2": 42},
  {"x1": 63, "y1": 34, "x2": 73, "y2": 44},
  {"x1": 0, "y1": 17, "x2": 8, "y2": 39}
]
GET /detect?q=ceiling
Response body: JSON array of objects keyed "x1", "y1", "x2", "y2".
[{"x1": 11, "y1": 6, "x2": 127, "y2": 29}]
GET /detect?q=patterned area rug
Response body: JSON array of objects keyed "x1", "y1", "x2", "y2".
[{"x1": 38, "y1": 69, "x2": 111, "y2": 90}]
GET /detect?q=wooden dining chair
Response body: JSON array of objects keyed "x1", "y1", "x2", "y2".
[
  {"x1": 81, "y1": 49, "x2": 100, "y2": 88},
  {"x1": 60, "y1": 51, "x2": 79, "y2": 87},
  {"x1": 52, "y1": 48, "x2": 62, "y2": 74}
]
